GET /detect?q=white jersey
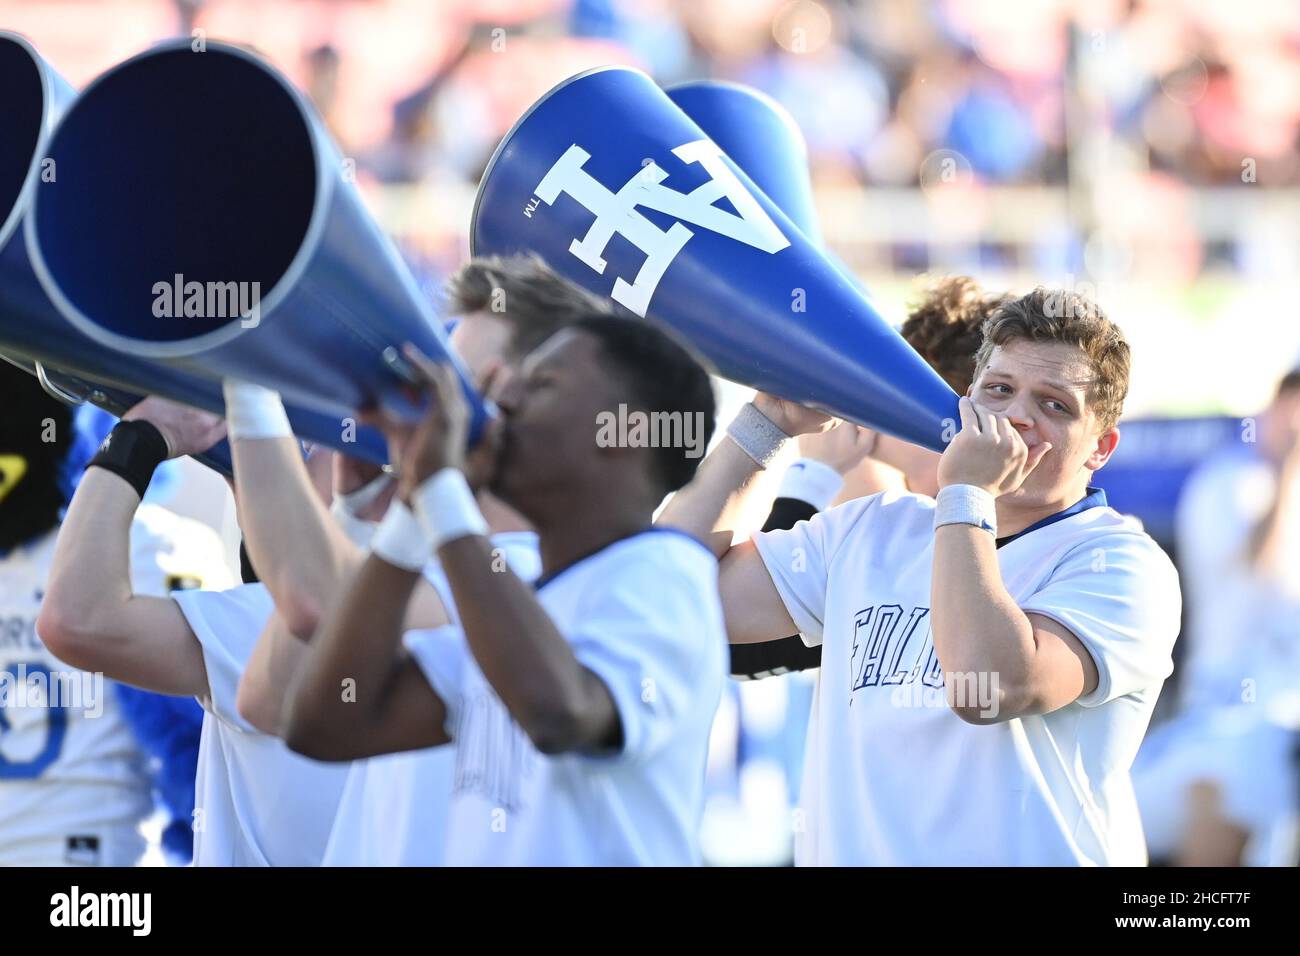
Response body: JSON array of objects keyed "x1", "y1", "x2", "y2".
[
  {"x1": 408, "y1": 529, "x2": 726, "y2": 866},
  {"x1": 753, "y1": 489, "x2": 1182, "y2": 866},
  {"x1": 173, "y1": 583, "x2": 349, "y2": 866},
  {"x1": 322, "y1": 532, "x2": 542, "y2": 866},
  {"x1": 1, "y1": 504, "x2": 232, "y2": 865}
]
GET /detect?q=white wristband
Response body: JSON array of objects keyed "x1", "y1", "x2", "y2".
[
  {"x1": 336, "y1": 472, "x2": 393, "y2": 514},
  {"x1": 934, "y1": 484, "x2": 997, "y2": 536},
  {"x1": 330, "y1": 474, "x2": 393, "y2": 546},
  {"x1": 222, "y1": 379, "x2": 292, "y2": 440},
  {"x1": 411, "y1": 469, "x2": 488, "y2": 550},
  {"x1": 329, "y1": 497, "x2": 379, "y2": 548},
  {"x1": 369, "y1": 500, "x2": 431, "y2": 571},
  {"x1": 726, "y1": 402, "x2": 790, "y2": 469},
  {"x1": 778, "y1": 458, "x2": 844, "y2": 511}
]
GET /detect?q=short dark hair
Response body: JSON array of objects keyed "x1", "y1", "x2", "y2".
[
  {"x1": 445, "y1": 254, "x2": 610, "y2": 361},
  {"x1": 570, "y1": 315, "x2": 716, "y2": 494}
]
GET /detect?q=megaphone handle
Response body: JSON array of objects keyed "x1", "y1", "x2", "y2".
[
  {"x1": 34, "y1": 361, "x2": 91, "y2": 406},
  {"x1": 34, "y1": 364, "x2": 236, "y2": 478},
  {"x1": 381, "y1": 346, "x2": 419, "y2": 385}
]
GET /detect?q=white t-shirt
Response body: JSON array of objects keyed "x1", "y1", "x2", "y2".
[
  {"x1": 408, "y1": 529, "x2": 726, "y2": 866},
  {"x1": 2, "y1": 506, "x2": 231, "y2": 866},
  {"x1": 173, "y1": 583, "x2": 350, "y2": 866},
  {"x1": 1176, "y1": 446, "x2": 1300, "y2": 711},
  {"x1": 321, "y1": 532, "x2": 542, "y2": 866},
  {"x1": 753, "y1": 489, "x2": 1182, "y2": 866}
]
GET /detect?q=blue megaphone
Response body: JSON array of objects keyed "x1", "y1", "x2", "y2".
[
  {"x1": 0, "y1": 33, "x2": 387, "y2": 468},
  {"x1": 666, "y1": 80, "x2": 822, "y2": 244},
  {"x1": 24, "y1": 39, "x2": 486, "y2": 447},
  {"x1": 473, "y1": 67, "x2": 957, "y2": 450},
  {"x1": 666, "y1": 79, "x2": 866, "y2": 295},
  {"x1": 0, "y1": 351, "x2": 236, "y2": 476}
]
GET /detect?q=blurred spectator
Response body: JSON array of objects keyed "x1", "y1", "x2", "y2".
[
  {"x1": 1133, "y1": 369, "x2": 1300, "y2": 866},
  {"x1": 1177, "y1": 370, "x2": 1300, "y2": 713}
]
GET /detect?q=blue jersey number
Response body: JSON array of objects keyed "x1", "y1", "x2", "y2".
[{"x1": 0, "y1": 662, "x2": 68, "y2": 779}]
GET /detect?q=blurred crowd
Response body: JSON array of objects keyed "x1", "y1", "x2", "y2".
[
  {"x1": 292, "y1": 0, "x2": 1300, "y2": 191},
  {"x1": 3, "y1": 0, "x2": 1297, "y2": 866},
  {"x1": 7, "y1": 0, "x2": 1300, "y2": 288}
]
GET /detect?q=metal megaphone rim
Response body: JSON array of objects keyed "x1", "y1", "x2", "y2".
[
  {"x1": 24, "y1": 37, "x2": 337, "y2": 360},
  {"x1": 0, "y1": 30, "x2": 62, "y2": 253}
]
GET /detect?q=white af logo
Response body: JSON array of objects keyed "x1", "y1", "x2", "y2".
[{"x1": 534, "y1": 139, "x2": 790, "y2": 315}]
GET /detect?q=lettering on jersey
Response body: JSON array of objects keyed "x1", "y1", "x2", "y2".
[
  {"x1": 850, "y1": 605, "x2": 929, "y2": 691},
  {"x1": 847, "y1": 604, "x2": 999, "y2": 718},
  {"x1": 450, "y1": 688, "x2": 538, "y2": 814},
  {"x1": 49, "y1": 885, "x2": 151, "y2": 936},
  {"x1": 533, "y1": 139, "x2": 790, "y2": 315},
  {"x1": 0, "y1": 613, "x2": 46, "y2": 653}
]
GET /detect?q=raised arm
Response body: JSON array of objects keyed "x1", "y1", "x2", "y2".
[
  {"x1": 234, "y1": 613, "x2": 303, "y2": 733},
  {"x1": 656, "y1": 394, "x2": 829, "y2": 541},
  {"x1": 37, "y1": 402, "x2": 225, "y2": 697},
  {"x1": 226, "y1": 385, "x2": 455, "y2": 735},
  {"x1": 728, "y1": 421, "x2": 877, "y2": 677},
  {"x1": 436, "y1": 532, "x2": 620, "y2": 754},
  {"x1": 222, "y1": 382, "x2": 363, "y2": 637},
  {"x1": 930, "y1": 399, "x2": 1096, "y2": 723},
  {"x1": 658, "y1": 396, "x2": 827, "y2": 644},
  {"x1": 282, "y1": 547, "x2": 451, "y2": 761},
  {"x1": 320, "y1": 348, "x2": 625, "y2": 757}
]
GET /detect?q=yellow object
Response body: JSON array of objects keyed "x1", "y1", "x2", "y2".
[{"x1": 0, "y1": 454, "x2": 28, "y2": 504}]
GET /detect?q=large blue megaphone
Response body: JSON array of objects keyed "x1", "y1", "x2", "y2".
[
  {"x1": 24, "y1": 39, "x2": 486, "y2": 448},
  {"x1": 666, "y1": 80, "x2": 822, "y2": 244},
  {"x1": 666, "y1": 79, "x2": 866, "y2": 295},
  {"x1": 473, "y1": 67, "x2": 957, "y2": 451},
  {"x1": 0, "y1": 33, "x2": 387, "y2": 468}
]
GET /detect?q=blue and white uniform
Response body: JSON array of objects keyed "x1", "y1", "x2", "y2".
[
  {"x1": 2, "y1": 504, "x2": 231, "y2": 865},
  {"x1": 753, "y1": 488, "x2": 1182, "y2": 866}
]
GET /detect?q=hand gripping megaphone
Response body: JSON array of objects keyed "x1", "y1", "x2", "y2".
[
  {"x1": 22, "y1": 39, "x2": 486, "y2": 452},
  {"x1": 0, "y1": 33, "x2": 388, "y2": 468},
  {"x1": 472, "y1": 67, "x2": 958, "y2": 451}
]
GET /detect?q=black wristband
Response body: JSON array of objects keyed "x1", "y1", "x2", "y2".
[
  {"x1": 88, "y1": 420, "x2": 169, "y2": 499},
  {"x1": 729, "y1": 635, "x2": 822, "y2": 680}
]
